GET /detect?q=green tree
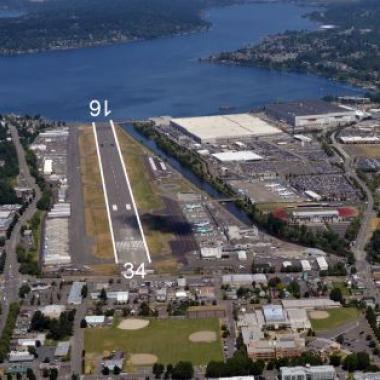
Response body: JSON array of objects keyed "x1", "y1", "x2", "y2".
[
  {"x1": 153, "y1": 363, "x2": 165, "y2": 379},
  {"x1": 330, "y1": 287, "x2": 343, "y2": 303},
  {"x1": 171, "y1": 362, "x2": 194, "y2": 380}
]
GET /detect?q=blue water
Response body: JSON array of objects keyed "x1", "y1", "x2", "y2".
[
  {"x1": 0, "y1": 3, "x2": 361, "y2": 121},
  {"x1": 0, "y1": 10, "x2": 25, "y2": 18}
]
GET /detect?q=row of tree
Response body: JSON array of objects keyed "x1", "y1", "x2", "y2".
[
  {"x1": 0, "y1": 303, "x2": 20, "y2": 362},
  {"x1": 152, "y1": 361, "x2": 194, "y2": 379}
]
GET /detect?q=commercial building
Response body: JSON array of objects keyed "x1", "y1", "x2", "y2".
[
  {"x1": 171, "y1": 113, "x2": 282, "y2": 144},
  {"x1": 265, "y1": 100, "x2": 356, "y2": 131},
  {"x1": 200, "y1": 246, "x2": 222, "y2": 259},
  {"x1": 85, "y1": 315, "x2": 106, "y2": 326},
  {"x1": 43, "y1": 217, "x2": 71, "y2": 266},
  {"x1": 222, "y1": 274, "x2": 267, "y2": 287},
  {"x1": 280, "y1": 365, "x2": 335, "y2": 380},
  {"x1": 67, "y1": 281, "x2": 85, "y2": 305},
  {"x1": 54, "y1": 341, "x2": 70, "y2": 358}
]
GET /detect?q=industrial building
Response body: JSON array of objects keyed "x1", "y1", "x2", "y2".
[
  {"x1": 290, "y1": 209, "x2": 339, "y2": 224},
  {"x1": 265, "y1": 100, "x2": 356, "y2": 131},
  {"x1": 212, "y1": 150, "x2": 263, "y2": 162},
  {"x1": 171, "y1": 113, "x2": 282, "y2": 144},
  {"x1": 340, "y1": 136, "x2": 380, "y2": 144}
]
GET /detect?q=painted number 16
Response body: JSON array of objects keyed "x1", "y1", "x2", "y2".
[{"x1": 89, "y1": 99, "x2": 112, "y2": 118}]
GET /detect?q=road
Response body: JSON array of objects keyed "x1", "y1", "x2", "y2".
[
  {"x1": 0, "y1": 126, "x2": 41, "y2": 329},
  {"x1": 331, "y1": 131, "x2": 378, "y2": 300},
  {"x1": 93, "y1": 120, "x2": 151, "y2": 267}
]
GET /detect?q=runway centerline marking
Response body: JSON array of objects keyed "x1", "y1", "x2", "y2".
[
  {"x1": 92, "y1": 122, "x2": 119, "y2": 264},
  {"x1": 110, "y1": 119, "x2": 152, "y2": 264}
]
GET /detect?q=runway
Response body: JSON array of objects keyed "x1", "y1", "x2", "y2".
[{"x1": 93, "y1": 120, "x2": 151, "y2": 266}]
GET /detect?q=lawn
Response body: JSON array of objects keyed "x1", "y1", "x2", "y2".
[
  {"x1": 79, "y1": 125, "x2": 113, "y2": 260},
  {"x1": 116, "y1": 126, "x2": 163, "y2": 212},
  {"x1": 332, "y1": 282, "x2": 350, "y2": 296},
  {"x1": 310, "y1": 307, "x2": 361, "y2": 331},
  {"x1": 84, "y1": 318, "x2": 223, "y2": 365}
]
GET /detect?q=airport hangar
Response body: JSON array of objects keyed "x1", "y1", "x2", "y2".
[
  {"x1": 170, "y1": 113, "x2": 282, "y2": 144},
  {"x1": 265, "y1": 100, "x2": 357, "y2": 130}
]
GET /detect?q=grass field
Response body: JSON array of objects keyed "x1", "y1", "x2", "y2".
[
  {"x1": 310, "y1": 307, "x2": 360, "y2": 331},
  {"x1": 79, "y1": 125, "x2": 113, "y2": 260},
  {"x1": 84, "y1": 318, "x2": 223, "y2": 366},
  {"x1": 345, "y1": 145, "x2": 380, "y2": 159},
  {"x1": 116, "y1": 127, "x2": 163, "y2": 211},
  {"x1": 332, "y1": 282, "x2": 350, "y2": 296}
]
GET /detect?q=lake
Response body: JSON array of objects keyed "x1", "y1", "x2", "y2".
[{"x1": 0, "y1": 2, "x2": 361, "y2": 121}]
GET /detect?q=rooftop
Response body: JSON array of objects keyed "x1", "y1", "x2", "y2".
[
  {"x1": 266, "y1": 100, "x2": 351, "y2": 117},
  {"x1": 172, "y1": 113, "x2": 281, "y2": 141}
]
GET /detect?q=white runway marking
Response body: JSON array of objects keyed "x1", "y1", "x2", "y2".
[
  {"x1": 110, "y1": 119, "x2": 152, "y2": 264},
  {"x1": 126, "y1": 204, "x2": 131, "y2": 210},
  {"x1": 112, "y1": 204, "x2": 118, "y2": 211},
  {"x1": 92, "y1": 122, "x2": 119, "y2": 264}
]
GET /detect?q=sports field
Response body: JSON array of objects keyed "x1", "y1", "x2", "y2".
[
  {"x1": 84, "y1": 318, "x2": 223, "y2": 365},
  {"x1": 309, "y1": 307, "x2": 360, "y2": 331}
]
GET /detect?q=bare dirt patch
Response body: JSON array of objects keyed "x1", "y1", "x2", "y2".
[
  {"x1": 309, "y1": 311, "x2": 330, "y2": 320},
  {"x1": 118, "y1": 319, "x2": 150, "y2": 330},
  {"x1": 189, "y1": 331, "x2": 217, "y2": 343},
  {"x1": 130, "y1": 353, "x2": 158, "y2": 365}
]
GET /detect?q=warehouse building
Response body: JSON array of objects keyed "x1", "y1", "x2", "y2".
[
  {"x1": 212, "y1": 150, "x2": 263, "y2": 162},
  {"x1": 290, "y1": 209, "x2": 339, "y2": 224},
  {"x1": 265, "y1": 100, "x2": 356, "y2": 131},
  {"x1": 171, "y1": 113, "x2": 282, "y2": 144},
  {"x1": 340, "y1": 136, "x2": 380, "y2": 144}
]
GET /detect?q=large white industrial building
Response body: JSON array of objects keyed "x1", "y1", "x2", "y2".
[
  {"x1": 212, "y1": 150, "x2": 263, "y2": 162},
  {"x1": 265, "y1": 100, "x2": 356, "y2": 131},
  {"x1": 171, "y1": 113, "x2": 282, "y2": 144}
]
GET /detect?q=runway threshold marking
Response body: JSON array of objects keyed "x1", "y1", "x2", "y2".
[
  {"x1": 92, "y1": 122, "x2": 119, "y2": 264},
  {"x1": 109, "y1": 119, "x2": 152, "y2": 264}
]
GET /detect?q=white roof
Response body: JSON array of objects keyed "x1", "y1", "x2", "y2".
[
  {"x1": 85, "y1": 315, "x2": 105, "y2": 324},
  {"x1": 263, "y1": 304, "x2": 286, "y2": 322},
  {"x1": 316, "y1": 256, "x2": 328, "y2": 268},
  {"x1": 294, "y1": 134, "x2": 312, "y2": 142},
  {"x1": 293, "y1": 209, "x2": 339, "y2": 218},
  {"x1": 300, "y1": 260, "x2": 311, "y2": 271},
  {"x1": 282, "y1": 298, "x2": 340, "y2": 310},
  {"x1": 172, "y1": 113, "x2": 281, "y2": 141},
  {"x1": 305, "y1": 190, "x2": 321, "y2": 200},
  {"x1": 340, "y1": 136, "x2": 380, "y2": 143},
  {"x1": 212, "y1": 150, "x2": 263, "y2": 162}
]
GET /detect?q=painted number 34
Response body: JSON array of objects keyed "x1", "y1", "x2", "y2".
[{"x1": 122, "y1": 262, "x2": 146, "y2": 279}]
